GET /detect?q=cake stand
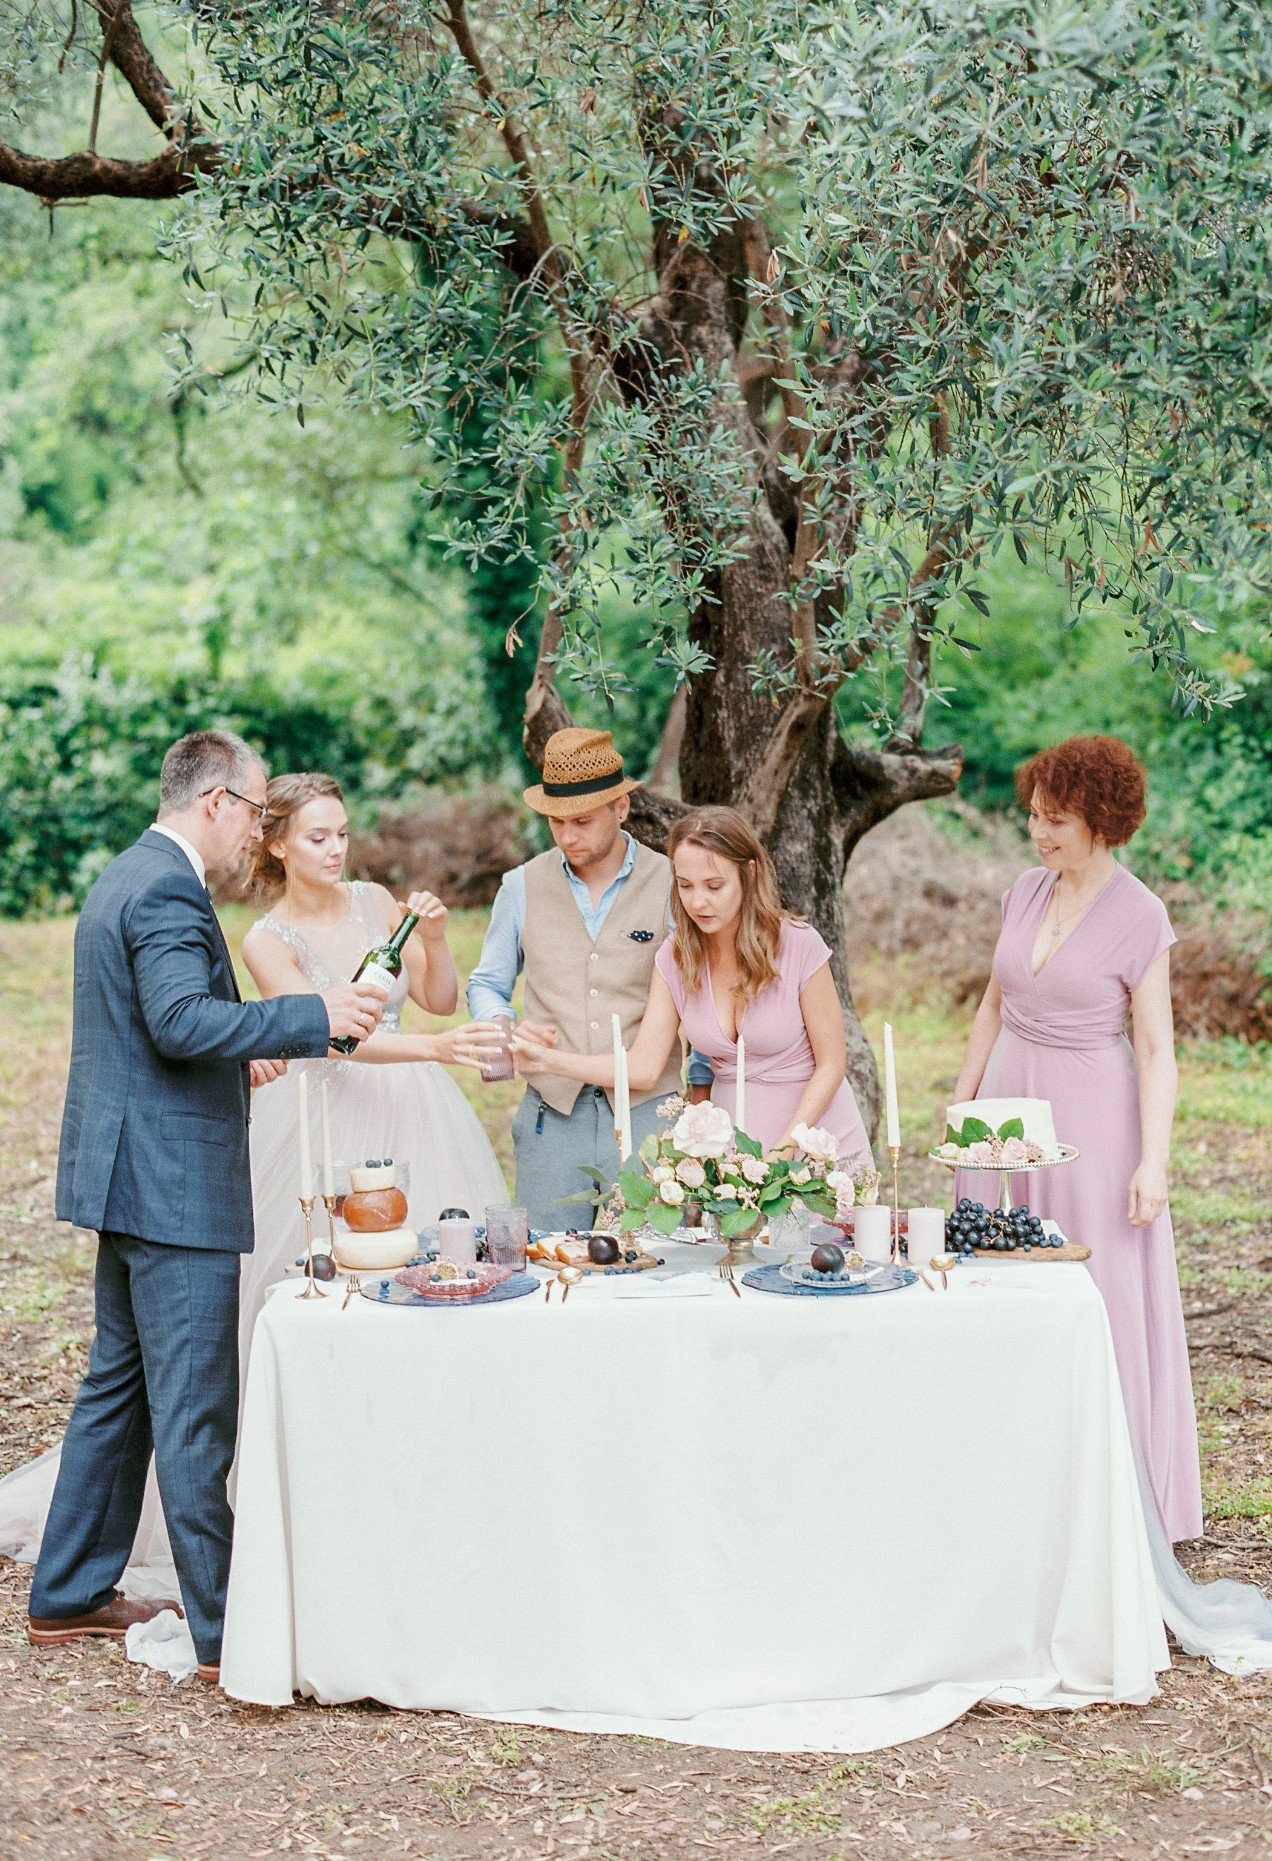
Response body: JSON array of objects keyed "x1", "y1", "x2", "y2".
[{"x1": 928, "y1": 1144, "x2": 1080, "y2": 1213}]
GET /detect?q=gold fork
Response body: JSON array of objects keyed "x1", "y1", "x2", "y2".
[{"x1": 341, "y1": 1272, "x2": 362, "y2": 1310}]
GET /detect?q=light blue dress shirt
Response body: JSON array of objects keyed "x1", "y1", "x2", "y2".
[{"x1": 467, "y1": 834, "x2": 713, "y2": 1087}]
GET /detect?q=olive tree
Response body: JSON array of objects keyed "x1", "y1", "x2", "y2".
[{"x1": 5, "y1": 0, "x2": 1272, "y2": 1125}]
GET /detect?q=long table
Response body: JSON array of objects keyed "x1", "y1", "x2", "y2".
[{"x1": 220, "y1": 1246, "x2": 1167, "y2": 1751}]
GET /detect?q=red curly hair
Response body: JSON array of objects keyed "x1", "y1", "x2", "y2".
[{"x1": 1015, "y1": 736, "x2": 1147, "y2": 847}]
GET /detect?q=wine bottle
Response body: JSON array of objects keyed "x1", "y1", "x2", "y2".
[{"x1": 329, "y1": 909, "x2": 420, "y2": 1054}]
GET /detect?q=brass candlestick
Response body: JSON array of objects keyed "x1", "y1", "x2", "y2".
[
  {"x1": 298, "y1": 1194, "x2": 325, "y2": 1299},
  {"x1": 322, "y1": 1190, "x2": 339, "y2": 1256},
  {"x1": 888, "y1": 1144, "x2": 902, "y2": 1265}
]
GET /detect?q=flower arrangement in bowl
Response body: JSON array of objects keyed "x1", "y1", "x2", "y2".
[{"x1": 612, "y1": 1096, "x2": 844, "y2": 1241}]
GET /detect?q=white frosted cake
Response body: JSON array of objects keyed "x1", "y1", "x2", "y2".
[{"x1": 938, "y1": 1097, "x2": 1061, "y2": 1167}]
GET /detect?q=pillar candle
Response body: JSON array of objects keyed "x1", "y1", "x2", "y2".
[
  {"x1": 319, "y1": 1073, "x2": 334, "y2": 1199},
  {"x1": 298, "y1": 1070, "x2": 313, "y2": 1200},
  {"x1": 612, "y1": 1013, "x2": 633, "y2": 1161},
  {"x1": 735, "y1": 1032, "x2": 747, "y2": 1138},
  {"x1": 906, "y1": 1206, "x2": 946, "y2": 1268},
  {"x1": 883, "y1": 1021, "x2": 901, "y2": 1150}
]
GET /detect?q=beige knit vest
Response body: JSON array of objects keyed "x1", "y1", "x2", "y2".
[{"x1": 521, "y1": 842, "x2": 683, "y2": 1117}]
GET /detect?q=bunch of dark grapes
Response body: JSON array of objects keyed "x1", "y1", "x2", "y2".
[{"x1": 944, "y1": 1199, "x2": 1061, "y2": 1255}]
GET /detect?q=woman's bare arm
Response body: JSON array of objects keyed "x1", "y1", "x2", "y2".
[
  {"x1": 242, "y1": 924, "x2": 494, "y2": 1066},
  {"x1": 376, "y1": 885, "x2": 458, "y2": 1016},
  {"x1": 772, "y1": 962, "x2": 847, "y2": 1149},
  {"x1": 510, "y1": 970, "x2": 683, "y2": 1092},
  {"x1": 1127, "y1": 949, "x2": 1177, "y2": 1228},
  {"x1": 952, "y1": 977, "x2": 1004, "y2": 1101}
]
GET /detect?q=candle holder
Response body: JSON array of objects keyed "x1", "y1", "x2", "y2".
[
  {"x1": 298, "y1": 1194, "x2": 325, "y2": 1299},
  {"x1": 322, "y1": 1190, "x2": 339, "y2": 1256},
  {"x1": 888, "y1": 1144, "x2": 902, "y2": 1265}
]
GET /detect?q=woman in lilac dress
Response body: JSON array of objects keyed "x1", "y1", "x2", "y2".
[
  {"x1": 513, "y1": 806, "x2": 870, "y2": 1162},
  {"x1": 954, "y1": 736, "x2": 1201, "y2": 1542}
]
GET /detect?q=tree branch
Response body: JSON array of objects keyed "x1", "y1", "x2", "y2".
[
  {"x1": 0, "y1": 2, "x2": 217, "y2": 204},
  {"x1": 0, "y1": 138, "x2": 199, "y2": 200},
  {"x1": 832, "y1": 736, "x2": 964, "y2": 852}
]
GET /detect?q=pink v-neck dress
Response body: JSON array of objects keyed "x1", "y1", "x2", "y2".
[
  {"x1": 956, "y1": 864, "x2": 1202, "y2": 1542},
  {"x1": 655, "y1": 920, "x2": 871, "y2": 1163}
]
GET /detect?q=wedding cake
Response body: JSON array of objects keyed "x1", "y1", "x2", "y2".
[{"x1": 938, "y1": 1097, "x2": 1062, "y2": 1167}]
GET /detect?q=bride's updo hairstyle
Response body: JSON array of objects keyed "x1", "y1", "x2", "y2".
[
  {"x1": 247, "y1": 772, "x2": 345, "y2": 898},
  {"x1": 666, "y1": 806, "x2": 786, "y2": 1006},
  {"x1": 1016, "y1": 735, "x2": 1147, "y2": 847}
]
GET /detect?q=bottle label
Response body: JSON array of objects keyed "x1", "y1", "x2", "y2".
[{"x1": 361, "y1": 961, "x2": 396, "y2": 993}]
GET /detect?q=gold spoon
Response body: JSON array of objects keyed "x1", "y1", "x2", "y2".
[
  {"x1": 557, "y1": 1264, "x2": 584, "y2": 1304},
  {"x1": 930, "y1": 1252, "x2": 958, "y2": 1291}
]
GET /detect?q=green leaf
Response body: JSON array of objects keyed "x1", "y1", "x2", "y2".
[
  {"x1": 638, "y1": 1133, "x2": 660, "y2": 1164},
  {"x1": 644, "y1": 1201, "x2": 681, "y2": 1236},
  {"x1": 619, "y1": 1207, "x2": 647, "y2": 1233},
  {"x1": 720, "y1": 1208, "x2": 761, "y2": 1238},
  {"x1": 617, "y1": 1171, "x2": 653, "y2": 1207},
  {"x1": 997, "y1": 1117, "x2": 1025, "y2": 1141},
  {"x1": 733, "y1": 1130, "x2": 763, "y2": 1158},
  {"x1": 957, "y1": 1117, "x2": 992, "y2": 1146}
]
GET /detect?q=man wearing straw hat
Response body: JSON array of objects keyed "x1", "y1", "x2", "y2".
[{"x1": 467, "y1": 727, "x2": 709, "y2": 1231}]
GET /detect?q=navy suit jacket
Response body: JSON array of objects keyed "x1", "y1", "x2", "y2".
[{"x1": 56, "y1": 830, "x2": 331, "y2": 1252}]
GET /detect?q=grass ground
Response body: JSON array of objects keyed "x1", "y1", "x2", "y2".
[{"x1": 2, "y1": 913, "x2": 1271, "y2": 1860}]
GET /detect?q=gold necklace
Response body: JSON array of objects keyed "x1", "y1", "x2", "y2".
[{"x1": 1050, "y1": 879, "x2": 1095, "y2": 937}]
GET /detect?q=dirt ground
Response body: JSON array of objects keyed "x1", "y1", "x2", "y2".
[{"x1": 3, "y1": 919, "x2": 1272, "y2": 1860}]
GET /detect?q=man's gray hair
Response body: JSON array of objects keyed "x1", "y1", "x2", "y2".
[{"x1": 158, "y1": 730, "x2": 265, "y2": 816}]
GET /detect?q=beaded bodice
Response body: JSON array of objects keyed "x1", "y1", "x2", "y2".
[{"x1": 257, "y1": 882, "x2": 407, "y2": 1032}]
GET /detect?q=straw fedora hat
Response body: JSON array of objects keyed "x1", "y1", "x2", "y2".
[{"x1": 523, "y1": 728, "x2": 641, "y2": 819}]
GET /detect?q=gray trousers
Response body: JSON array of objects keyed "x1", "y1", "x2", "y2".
[{"x1": 513, "y1": 1086, "x2": 666, "y2": 1233}]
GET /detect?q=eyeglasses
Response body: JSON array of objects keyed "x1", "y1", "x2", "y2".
[{"x1": 202, "y1": 785, "x2": 267, "y2": 825}]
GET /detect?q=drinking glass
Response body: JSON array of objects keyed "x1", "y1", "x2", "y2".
[
  {"x1": 485, "y1": 1204, "x2": 529, "y2": 1271},
  {"x1": 479, "y1": 1016, "x2": 516, "y2": 1084}
]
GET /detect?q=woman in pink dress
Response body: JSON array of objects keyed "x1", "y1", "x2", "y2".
[
  {"x1": 513, "y1": 806, "x2": 870, "y2": 1162},
  {"x1": 954, "y1": 736, "x2": 1202, "y2": 1542}
]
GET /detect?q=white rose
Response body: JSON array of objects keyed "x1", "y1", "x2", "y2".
[
  {"x1": 826, "y1": 1169, "x2": 855, "y2": 1208},
  {"x1": 650, "y1": 1164, "x2": 674, "y2": 1185},
  {"x1": 659, "y1": 1179, "x2": 686, "y2": 1206},
  {"x1": 672, "y1": 1102, "x2": 735, "y2": 1159},
  {"x1": 790, "y1": 1122, "x2": 839, "y2": 1166},
  {"x1": 675, "y1": 1158, "x2": 706, "y2": 1189},
  {"x1": 715, "y1": 1182, "x2": 738, "y2": 1200},
  {"x1": 790, "y1": 1166, "x2": 812, "y2": 1187},
  {"x1": 739, "y1": 1155, "x2": 768, "y2": 1185}
]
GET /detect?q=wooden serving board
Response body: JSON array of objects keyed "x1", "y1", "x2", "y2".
[
  {"x1": 966, "y1": 1240, "x2": 1090, "y2": 1262},
  {"x1": 529, "y1": 1249, "x2": 659, "y2": 1274}
]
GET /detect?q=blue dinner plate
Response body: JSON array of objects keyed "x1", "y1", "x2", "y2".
[
  {"x1": 360, "y1": 1270, "x2": 540, "y2": 1310},
  {"x1": 742, "y1": 1262, "x2": 918, "y2": 1297}
]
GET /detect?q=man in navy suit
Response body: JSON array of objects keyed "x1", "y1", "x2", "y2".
[{"x1": 27, "y1": 731, "x2": 386, "y2": 1681}]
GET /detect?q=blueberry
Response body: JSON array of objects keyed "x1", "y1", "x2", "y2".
[
  {"x1": 625, "y1": 1250, "x2": 638, "y2": 1263},
  {"x1": 657, "y1": 1257, "x2": 666, "y2": 1265},
  {"x1": 431, "y1": 1274, "x2": 441, "y2": 1283},
  {"x1": 467, "y1": 1269, "x2": 476, "y2": 1279}
]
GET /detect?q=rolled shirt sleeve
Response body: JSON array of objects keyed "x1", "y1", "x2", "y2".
[{"x1": 466, "y1": 868, "x2": 527, "y2": 1022}]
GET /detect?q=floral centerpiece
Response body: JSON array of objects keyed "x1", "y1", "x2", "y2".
[{"x1": 611, "y1": 1095, "x2": 846, "y2": 1240}]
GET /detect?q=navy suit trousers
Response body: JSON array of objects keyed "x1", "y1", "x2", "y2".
[{"x1": 29, "y1": 1233, "x2": 239, "y2": 1663}]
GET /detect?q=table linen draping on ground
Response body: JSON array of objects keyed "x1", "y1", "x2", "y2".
[{"x1": 220, "y1": 1252, "x2": 1168, "y2": 1750}]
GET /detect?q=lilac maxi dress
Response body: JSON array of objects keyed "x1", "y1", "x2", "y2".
[
  {"x1": 655, "y1": 920, "x2": 871, "y2": 1163},
  {"x1": 956, "y1": 864, "x2": 1202, "y2": 1543}
]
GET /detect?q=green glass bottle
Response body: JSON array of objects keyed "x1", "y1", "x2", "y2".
[{"x1": 329, "y1": 909, "x2": 420, "y2": 1054}]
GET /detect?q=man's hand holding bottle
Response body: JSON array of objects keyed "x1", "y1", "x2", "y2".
[{"x1": 322, "y1": 980, "x2": 389, "y2": 1052}]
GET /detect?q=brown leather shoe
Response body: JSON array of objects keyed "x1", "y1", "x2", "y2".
[
  {"x1": 196, "y1": 1661, "x2": 220, "y2": 1685},
  {"x1": 28, "y1": 1591, "x2": 184, "y2": 1646}
]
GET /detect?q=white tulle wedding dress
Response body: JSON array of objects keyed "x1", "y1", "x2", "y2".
[{"x1": 0, "y1": 882, "x2": 507, "y2": 1591}]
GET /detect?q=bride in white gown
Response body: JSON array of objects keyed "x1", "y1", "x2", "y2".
[{"x1": 0, "y1": 772, "x2": 507, "y2": 1586}]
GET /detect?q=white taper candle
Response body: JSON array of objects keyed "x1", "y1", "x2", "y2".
[
  {"x1": 298, "y1": 1070, "x2": 313, "y2": 1199},
  {"x1": 319, "y1": 1072, "x2": 334, "y2": 1199},
  {"x1": 612, "y1": 1013, "x2": 633, "y2": 1161},
  {"x1": 883, "y1": 1022, "x2": 901, "y2": 1150}
]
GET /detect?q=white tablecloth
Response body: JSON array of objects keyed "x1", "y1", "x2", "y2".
[{"x1": 221, "y1": 1249, "x2": 1168, "y2": 1750}]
